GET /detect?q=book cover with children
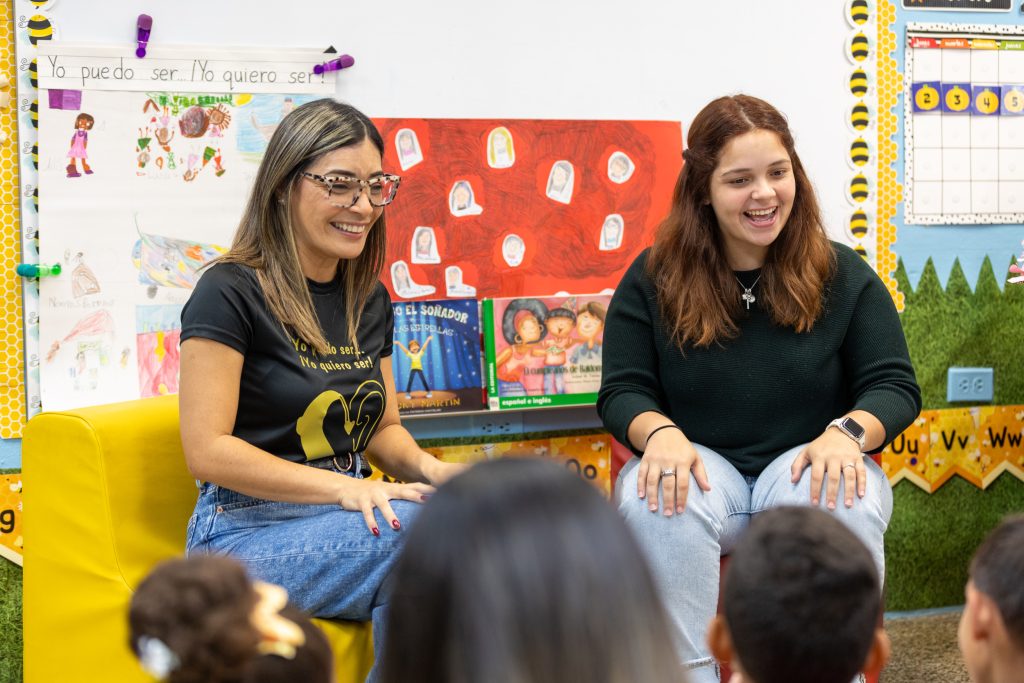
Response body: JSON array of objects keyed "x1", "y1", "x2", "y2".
[
  {"x1": 482, "y1": 294, "x2": 611, "y2": 410},
  {"x1": 391, "y1": 298, "x2": 485, "y2": 415}
]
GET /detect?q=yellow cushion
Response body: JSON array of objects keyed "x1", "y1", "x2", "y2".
[{"x1": 23, "y1": 395, "x2": 373, "y2": 682}]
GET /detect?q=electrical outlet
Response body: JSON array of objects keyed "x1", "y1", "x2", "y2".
[{"x1": 947, "y1": 367, "x2": 994, "y2": 402}]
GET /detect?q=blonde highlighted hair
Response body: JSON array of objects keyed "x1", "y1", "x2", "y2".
[{"x1": 218, "y1": 99, "x2": 388, "y2": 356}]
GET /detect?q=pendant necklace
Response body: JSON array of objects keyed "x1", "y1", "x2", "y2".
[{"x1": 736, "y1": 274, "x2": 762, "y2": 310}]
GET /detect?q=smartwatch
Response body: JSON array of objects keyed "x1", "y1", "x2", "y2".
[{"x1": 828, "y1": 416, "x2": 866, "y2": 450}]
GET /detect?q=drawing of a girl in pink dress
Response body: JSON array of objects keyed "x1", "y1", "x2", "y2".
[{"x1": 66, "y1": 113, "x2": 94, "y2": 178}]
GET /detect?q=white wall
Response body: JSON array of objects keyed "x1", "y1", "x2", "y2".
[{"x1": 43, "y1": 0, "x2": 853, "y2": 240}]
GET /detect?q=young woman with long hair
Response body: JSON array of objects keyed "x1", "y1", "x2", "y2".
[{"x1": 598, "y1": 94, "x2": 920, "y2": 682}]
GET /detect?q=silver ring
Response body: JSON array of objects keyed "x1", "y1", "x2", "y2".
[
  {"x1": 661, "y1": 468, "x2": 676, "y2": 477},
  {"x1": 842, "y1": 462, "x2": 856, "y2": 470}
]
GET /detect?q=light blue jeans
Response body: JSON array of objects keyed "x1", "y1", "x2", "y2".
[
  {"x1": 615, "y1": 443, "x2": 892, "y2": 683},
  {"x1": 185, "y1": 457, "x2": 419, "y2": 683}
]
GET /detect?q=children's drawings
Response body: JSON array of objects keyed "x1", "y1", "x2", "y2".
[
  {"x1": 65, "y1": 113, "x2": 94, "y2": 177},
  {"x1": 132, "y1": 227, "x2": 226, "y2": 291},
  {"x1": 376, "y1": 118, "x2": 681, "y2": 300},
  {"x1": 136, "y1": 305, "x2": 183, "y2": 398}
]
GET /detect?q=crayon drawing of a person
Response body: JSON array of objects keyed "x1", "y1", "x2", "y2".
[
  {"x1": 449, "y1": 180, "x2": 483, "y2": 217},
  {"x1": 67, "y1": 113, "x2": 94, "y2": 178},
  {"x1": 600, "y1": 214, "x2": 624, "y2": 251},
  {"x1": 487, "y1": 126, "x2": 515, "y2": 169},
  {"x1": 396, "y1": 128, "x2": 424, "y2": 171},
  {"x1": 502, "y1": 234, "x2": 525, "y2": 267},
  {"x1": 545, "y1": 160, "x2": 574, "y2": 204},
  {"x1": 396, "y1": 336, "x2": 433, "y2": 399},
  {"x1": 411, "y1": 226, "x2": 440, "y2": 264},
  {"x1": 391, "y1": 260, "x2": 435, "y2": 299},
  {"x1": 607, "y1": 151, "x2": 635, "y2": 184}
]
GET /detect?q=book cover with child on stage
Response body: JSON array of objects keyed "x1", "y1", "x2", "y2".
[
  {"x1": 482, "y1": 294, "x2": 611, "y2": 410},
  {"x1": 391, "y1": 298, "x2": 485, "y2": 415}
]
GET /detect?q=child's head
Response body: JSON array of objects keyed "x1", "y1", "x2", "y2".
[
  {"x1": 128, "y1": 555, "x2": 333, "y2": 683},
  {"x1": 576, "y1": 301, "x2": 606, "y2": 339},
  {"x1": 408, "y1": 339, "x2": 421, "y2": 353},
  {"x1": 545, "y1": 304, "x2": 576, "y2": 336},
  {"x1": 959, "y1": 514, "x2": 1024, "y2": 683},
  {"x1": 710, "y1": 506, "x2": 888, "y2": 683},
  {"x1": 380, "y1": 457, "x2": 687, "y2": 683},
  {"x1": 75, "y1": 113, "x2": 95, "y2": 130},
  {"x1": 501, "y1": 298, "x2": 547, "y2": 345}
]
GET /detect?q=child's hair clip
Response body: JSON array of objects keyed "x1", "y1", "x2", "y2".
[{"x1": 251, "y1": 581, "x2": 306, "y2": 659}]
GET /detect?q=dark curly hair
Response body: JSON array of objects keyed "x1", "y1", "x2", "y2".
[
  {"x1": 500, "y1": 298, "x2": 548, "y2": 345},
  {"x1": 128, "y1": 556, "x2": 332, "y2": 683}
]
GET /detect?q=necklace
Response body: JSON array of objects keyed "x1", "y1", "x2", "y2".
[{"x1": 736, "y1": 274, "x2": 762, "y2": 310}]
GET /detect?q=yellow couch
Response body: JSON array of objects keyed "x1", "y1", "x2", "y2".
[{"x1": 23, "y1": 395, "x2": 374, "y2": 682}]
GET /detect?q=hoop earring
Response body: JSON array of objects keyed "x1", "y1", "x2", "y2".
[{"x1": 514, "y1": 334, "x2": 522, "y2": 344}]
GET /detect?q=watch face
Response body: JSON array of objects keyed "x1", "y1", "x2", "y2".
[{"x1": 843, "y1": 418, "x2": 866, "y2": 440}]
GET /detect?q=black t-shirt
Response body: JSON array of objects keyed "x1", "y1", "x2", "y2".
[{"x1": 180, "y1": 262, "x2": 394, "y2": 463}]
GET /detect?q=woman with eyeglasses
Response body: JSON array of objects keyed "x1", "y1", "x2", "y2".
[{"x1": 179, "y1": 99, "x2": 463, "y2": 679}]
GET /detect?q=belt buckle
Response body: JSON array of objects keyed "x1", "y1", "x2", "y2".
[{"x1": 332, "y1": 453, "x2": 355, "y2": 472}]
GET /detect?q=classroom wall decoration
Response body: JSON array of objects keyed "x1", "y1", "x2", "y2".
[
  {"x1": 0, "y1": 473, "x2": 22, "y2": 567},
  {"x1": 375, "y1": 118, "x2": 681, "y2": 301},
  {"x1": 904, "y1": 24, "x2": 1024, "y2": 226},
  {"x1": 372, "y1": 434, "x2": 612, "y2": 498},
  {"x1": 881, "y1": 404, "x2": 1024, "y2": 492},
  {"x1": 845, "y1": 0, "x2": 880, "y2": 268},
  {"x1": 875, "y1": 0, "x2": 906, "y2": 310},
  {"x1": 34, "y1": 43, "x2": 333, "y2": 411},
  {"x1": 1, "y1": 2, "x2": 31, "y2": 437},
  {"x1": 31, "y1": 43, "x2": 680, "y2": 412},
  {"x1": 881, "y1": 3, "x2": 1024, "y2": 294}
]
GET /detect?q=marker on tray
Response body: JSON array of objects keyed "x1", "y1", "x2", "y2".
[{"x1": 313, "y1": 55, "x2": 355, "y2": 75}]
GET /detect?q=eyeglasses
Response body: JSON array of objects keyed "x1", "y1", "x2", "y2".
[{"x1": 301, "y1": 172, "x2": 401, "y2": 208}]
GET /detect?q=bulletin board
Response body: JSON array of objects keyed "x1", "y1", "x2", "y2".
[
  {"x1": 6, "y1": 0, "x2": 870, "y2": 422},
  {"x1": 880, "y1": 1, "x2": 1024, "y2": 293},
  {"x1": 904, "y1": 24, "x2": 1024, "y2": 225}
]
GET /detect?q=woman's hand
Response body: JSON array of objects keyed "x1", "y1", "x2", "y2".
[
  {"x1": 636, "y1": 426, "x2": 711, "y2": 516},
  {"x1": 337, "y1": 478, "x2": 435, "y2": 536},
  {"x1": 790, "y1": 428, "x2": 865, "y2": 510}
]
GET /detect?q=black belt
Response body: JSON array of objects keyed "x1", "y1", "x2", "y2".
[{"x1": 306, "y1": 452, "x2": 372, "y2": 478}]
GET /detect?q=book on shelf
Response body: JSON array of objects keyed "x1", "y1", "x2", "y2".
[
  {"x1": 482, "y1": 293, "x2": 611, "y2": 410},
  {"x1": 391, "y1": 298, "x2": 485, "y2": 415}
]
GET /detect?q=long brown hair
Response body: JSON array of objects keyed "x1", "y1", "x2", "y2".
[
  {"x1": 219, "y1": 99, "x2": 388, "y2": 356},
  {"x1": 648, "y1": 95, "x2": 835, "y2": 349}
]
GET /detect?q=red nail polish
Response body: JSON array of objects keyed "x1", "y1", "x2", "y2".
[
  {"x1": 421, "y1": 495, "x2": 430, "y2": 501},
  {"x1": 392, "y1": 519, "x2": 401, "y2": 530},
  {"x1": 371, "y1": 527, "x2": 380, "y2": 537}
]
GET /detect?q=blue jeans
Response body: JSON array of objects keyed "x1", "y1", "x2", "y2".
[
  {"x1": 185, "y1": 457, "x2": 420, "y2": 682},
  {"x1": 615, "y1": 443, "x2": 892, "y2": 683}
]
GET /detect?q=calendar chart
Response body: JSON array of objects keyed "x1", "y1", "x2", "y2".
[{"x1": 905, "y1": 24, "x2": 1024, "y2": 225}]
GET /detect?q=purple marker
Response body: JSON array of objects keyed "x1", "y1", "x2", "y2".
[
  {"x1": 313, "y1": 54, "x2": 355, "y2": 75},
  {"x1": 135, "y1": 14, "x2": 153, "y2": 58}
]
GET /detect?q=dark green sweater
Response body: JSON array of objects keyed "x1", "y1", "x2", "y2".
[{"x1": 597, "y1": 242, "x2": 921, "y2": 476}]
